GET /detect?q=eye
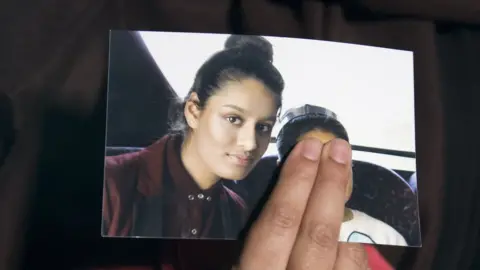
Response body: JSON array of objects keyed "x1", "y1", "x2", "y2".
[
  {"x1": 226, "y1": 116, "x2": 242, "y2": 125},
  {"x1": 256, "y1": 124, "x2": 272, "y2": 134}
]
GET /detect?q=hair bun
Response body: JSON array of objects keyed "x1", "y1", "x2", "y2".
[{"x1": 224, "y1": 35, "x2": 274, "y2": 62}]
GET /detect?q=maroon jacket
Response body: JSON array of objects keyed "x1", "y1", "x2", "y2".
[{"x1": 102, "y1": 135, "x2": 248, "y2": 239}]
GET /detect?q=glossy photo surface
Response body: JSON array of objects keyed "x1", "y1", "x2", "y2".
[{"x1": 102, "y1": 30, "x2": 421, "y2": 247}]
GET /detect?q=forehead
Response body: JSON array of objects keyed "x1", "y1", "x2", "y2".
[
  {"x1": 207, "y1": 78, "x2": 278, "y2": 116},
  {"x1": 298, "y1": 129, "x2": 337, "y2": 144}
]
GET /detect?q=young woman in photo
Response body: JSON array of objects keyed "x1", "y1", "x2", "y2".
[{"x1": 102, "y1": 35, "x2": 285, "y2": 239}]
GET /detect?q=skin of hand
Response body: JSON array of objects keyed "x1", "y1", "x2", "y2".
[{"x1": 237, "y1": 138, "x2": 370, "y2": 270}]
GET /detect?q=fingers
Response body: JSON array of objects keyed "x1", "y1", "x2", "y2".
[
  {"x1": 239, "y1": 138, "x2": 324, "y2": 270},
  {"x1": 287, "y1": 139, "x2": 352, "y2": 270},
  {"x1": 334, "y1": 243, "x2": 370, "y2": 270}
]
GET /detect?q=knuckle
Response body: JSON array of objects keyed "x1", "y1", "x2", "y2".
[
  {"x1": 345, "y1": 244, "x2": 369, "y2": 269},
  {"x1": 307, "y1": 221, "x2": 337, "y2": 250},
  {"x1": 268, "y1": 203, "x2": 300, "y2": 233}
]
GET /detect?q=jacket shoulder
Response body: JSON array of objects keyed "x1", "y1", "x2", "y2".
[{"x1": 105, "y1": 151, "x2": 143, "y2": 168}]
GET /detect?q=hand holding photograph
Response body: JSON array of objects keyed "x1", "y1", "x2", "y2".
[{"x1": 102, "y1": 30, "x2": 421, "y2": 247}]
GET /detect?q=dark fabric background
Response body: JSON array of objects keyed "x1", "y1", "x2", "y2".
[
  {"x1": 105, "y1": 31, "x2": 177, "y2": 147},
  {"x1": 0, "y1": 1, "x2": 479, "y2": 269}
]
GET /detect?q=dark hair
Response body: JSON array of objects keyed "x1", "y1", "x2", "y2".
[
  {"x1": 169, "y1": 35, "x2": 285, "y2": 136},
  {"x1": 276, "y1": 113, "x2": 349, "y2": 161}
]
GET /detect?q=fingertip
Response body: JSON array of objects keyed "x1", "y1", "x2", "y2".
[
  {"x1": 326, "y1": 139, "x2": 351, "y2": 165},
  {"x1": 300, "y1": 138, "x2": 323, "y2": 161}
]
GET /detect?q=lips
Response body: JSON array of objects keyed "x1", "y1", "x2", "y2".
[{"x1": 228, "y1": 154, "x2": 254, "y2": 167}]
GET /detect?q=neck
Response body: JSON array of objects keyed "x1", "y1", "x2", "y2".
[{"x1": 180, "y1": 134, "x2": 220, "y2": 190}]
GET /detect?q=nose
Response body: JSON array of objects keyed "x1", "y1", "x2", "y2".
[{"x1": 237, "y1": 124, "x2": 257, "y2": 152}]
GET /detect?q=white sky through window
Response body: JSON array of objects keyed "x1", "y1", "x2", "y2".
[{"x1": 138, "y1": 31, "x2": 416, "y2": 172}]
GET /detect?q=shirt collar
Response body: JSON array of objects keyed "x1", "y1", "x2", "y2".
[{"x1": 166, "y1": 135, "x2": 224, "y2": 199}]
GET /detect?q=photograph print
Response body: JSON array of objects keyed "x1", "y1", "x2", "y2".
[{"x1": 102, "y1": 30, "x2": 421, "y2": 247}]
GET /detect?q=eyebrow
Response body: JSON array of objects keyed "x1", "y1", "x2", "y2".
[
  {"x1": 223, "y1": 104, "x2": 245, "y2": 113},
  {"x1": 222, "y1": 104, "x2": 277, "y2": 122}
]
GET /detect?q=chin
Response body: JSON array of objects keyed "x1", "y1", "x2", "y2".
[{"x1": 218, "y1": 168, "x2": 250, "y2": 181}]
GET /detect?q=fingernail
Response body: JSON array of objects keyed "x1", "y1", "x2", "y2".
[
  {"x1": 329, "y1": 139, "x2": 351, "y2": 164},
  {"x1": 302, "y1": 138, "x2": 323, "y2": 161}
]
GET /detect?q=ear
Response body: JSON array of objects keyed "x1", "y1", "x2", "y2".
[{"x1": 184, "y1": 92, "x2": 201, "y2": 130}]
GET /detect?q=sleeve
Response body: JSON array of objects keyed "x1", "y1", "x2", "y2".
[
  {"x1": 364, "y1": 245, "x2": 394, "y2": 270},
  {"x1": 102, "y1": 154, "x2": 140, "y2": 237}
]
